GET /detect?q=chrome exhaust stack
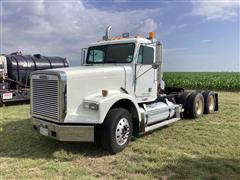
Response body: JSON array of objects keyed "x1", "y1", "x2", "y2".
[
  {"x1": 102, "y1": 25, "x2": 112, "y2": 40},
  {"x1": 156, "y1": 41, "x2": 164, "y2": 90}
]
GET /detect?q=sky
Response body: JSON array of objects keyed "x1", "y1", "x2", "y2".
[{"x1": 0, "y1": 0, "x2": 239, "y2": 72}]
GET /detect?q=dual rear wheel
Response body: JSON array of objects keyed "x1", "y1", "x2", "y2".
[
  {"x1": 177, "y1": 91, "x2": 216, "y2": 119},
  {"x1": 203, "y1": 91, "x2": 216, "y2": 114}
]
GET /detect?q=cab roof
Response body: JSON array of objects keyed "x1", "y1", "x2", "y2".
[{"x1": 90, "y1": 37, "x2": 152, "y2": 47}]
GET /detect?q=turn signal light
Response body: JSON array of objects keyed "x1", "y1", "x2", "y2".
[{"x1": 102, "y1": 90, "x2": 108, "y2": 97}]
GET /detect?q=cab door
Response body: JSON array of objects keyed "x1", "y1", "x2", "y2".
[{"x1": 135, "y1": 45, "x2": 158, "y2": 102}]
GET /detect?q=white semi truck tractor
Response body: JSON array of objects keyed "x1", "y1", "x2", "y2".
[{"x1": 31, "y1": 27, "x2": 218, "y2": 154}]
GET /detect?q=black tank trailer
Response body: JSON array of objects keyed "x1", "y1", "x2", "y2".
[{"x1": 0, "y1": 52, "x2": 69, "y2": 106}]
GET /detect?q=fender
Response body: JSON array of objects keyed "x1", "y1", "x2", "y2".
[{"x1": 83, "y1": 90, "x2": 141, "y2": 124}]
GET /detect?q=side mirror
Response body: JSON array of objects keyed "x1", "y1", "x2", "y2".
[
  {"x1": 152, "y1": 62, "x2": 160, "y2": 69},
  {"x1": 81, "y1": 48, "x2": 88, "y2": 65}
]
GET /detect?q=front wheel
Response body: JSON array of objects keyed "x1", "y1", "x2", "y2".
[{"x1": 101, "y1": 108, "x2": 133, "y2": 154}]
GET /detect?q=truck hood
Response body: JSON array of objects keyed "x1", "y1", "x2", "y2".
[
  {"x1": 50, "y1": 65, "x2": 125, "y2": 81},
  {"x1": 49, "y1": 65, "x2": 126, "y2": 119}
]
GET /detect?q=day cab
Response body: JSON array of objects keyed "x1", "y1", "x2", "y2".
[{"x1": 31, "y1": 27, "x2": 218, "y2": 154}]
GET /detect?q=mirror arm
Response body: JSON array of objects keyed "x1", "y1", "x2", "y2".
[{"x1": 152, "y1": 62, "x2": 161, "y2": 69}]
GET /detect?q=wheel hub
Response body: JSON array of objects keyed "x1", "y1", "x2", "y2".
[
  {"x1": 208, "y1": 95, "x2": 215, "y2": 111},
  {"x1": 196, "y1": 98, "x2": 204, "y2": 115},
  {"x1": 115, "y1": 118, "x2": 130, "y2": 146}
]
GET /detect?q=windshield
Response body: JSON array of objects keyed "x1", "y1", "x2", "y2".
[{"x1": 86, "y1": 43, "x2": 135, "y2": 64}]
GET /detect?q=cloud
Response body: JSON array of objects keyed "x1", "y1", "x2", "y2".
[
  {"x1": 190, "y1": 0, "x2": 239, "y2": 20},
  {"x1": 112, "y1": 0, "x2": 129, "y2": 3},
  {"x1": 163, "y1": 48, "x2": 190, "y2": 57},
  {"x1": 1, "y1": 1, "x2": 161, "y2": 66},
  {"x1": 161, "y1": 23, "x2": 188, "y2": 36},
  {"x1": 164, "y1": 48, "x2": 190, "y2": 52},
  {"x1": 138, "y1": 18, "x2": 159, "y2": 35},
  {"x1": 176, "y1": 23, "x2": 188, "y2": 29},
  {"x1": 202, "y1": 39, "x2": 213, "y2": 43}
]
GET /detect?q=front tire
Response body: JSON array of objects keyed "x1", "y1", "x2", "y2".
[{"x1": 101, "y1": 108, "x2": 133, "y2": 154}]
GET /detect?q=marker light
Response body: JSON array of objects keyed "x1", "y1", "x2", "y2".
[
  {"x1": 149, "y1": 32, "x2": 155, "y2": 40},
  {"x1": 122, "y1": 32, "x2": 130, "y2": 38}
]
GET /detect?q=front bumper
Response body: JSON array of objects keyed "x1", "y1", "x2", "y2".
[{"x1": 31, "y1": 118, "x2": 94, "y2": 142}]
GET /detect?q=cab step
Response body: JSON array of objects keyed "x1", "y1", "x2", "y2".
[{"x1": 145, "y1": 117, "x2": 181, "y2": 132}]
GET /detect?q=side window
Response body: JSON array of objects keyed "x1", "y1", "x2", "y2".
[
  {"x1": 137, "y1": 46, "x2": 143, "y2": 64},
  {"x1": 88, "y1": 49, "x2": 105, "y2": 63},
  {"x1": 137, "y1": 46, "x2": 154, "y2": 65}
]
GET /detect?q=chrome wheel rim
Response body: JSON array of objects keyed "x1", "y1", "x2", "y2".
[
  {"x1": 196, "y1": 98, "x2": 204, "y2": 115},
  {"x1": 115, "y1": 118, "x2": 130, "y2": 146},
  {"x1": 208, "y1": 95, "x2": 215, "y2": 111}
]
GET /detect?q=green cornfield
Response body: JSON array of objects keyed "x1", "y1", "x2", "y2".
[{"x1": 163, "y1": 72, "x2": 240, "y2": 91}]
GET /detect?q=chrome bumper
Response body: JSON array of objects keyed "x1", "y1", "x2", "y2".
[{"x1": 31, "y1": 118, "x2": 94, "y2": 142}]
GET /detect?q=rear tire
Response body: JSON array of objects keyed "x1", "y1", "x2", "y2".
[
  {"x1": 176, "y1": 92, "x2": 191, "y2": 118},
  {"x1": 101, "y1": 108, "x2": 133, "y2": 154},
  {"x1": 0, "y1": 97, "x2": 3, "y2": 107},
  {"x1": 202, "y1": 91, "x2": 216, "y2": 114},
  {"x1": 186, "y1": 92, "x2": 205, "y2": 119}
]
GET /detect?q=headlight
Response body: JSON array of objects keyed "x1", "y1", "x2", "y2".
[{"x1": 83, "y1": 101, "x2": 99, "y2": 111}]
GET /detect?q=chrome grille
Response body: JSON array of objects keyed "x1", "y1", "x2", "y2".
[{"x1": 32, "y1": 76, "x2": 60, "y2": 121}]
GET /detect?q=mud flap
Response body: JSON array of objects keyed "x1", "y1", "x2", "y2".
[{"x1": 214, "y1": 93, "x2": 219, "y2": 111}]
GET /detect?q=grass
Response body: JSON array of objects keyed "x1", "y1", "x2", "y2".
[
  {"x1": 163, "y1": 72, "x2": 240, "y2": 91},
  {"x1": 0, "y1": 91, "x2": 239, "y2": 179}
]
